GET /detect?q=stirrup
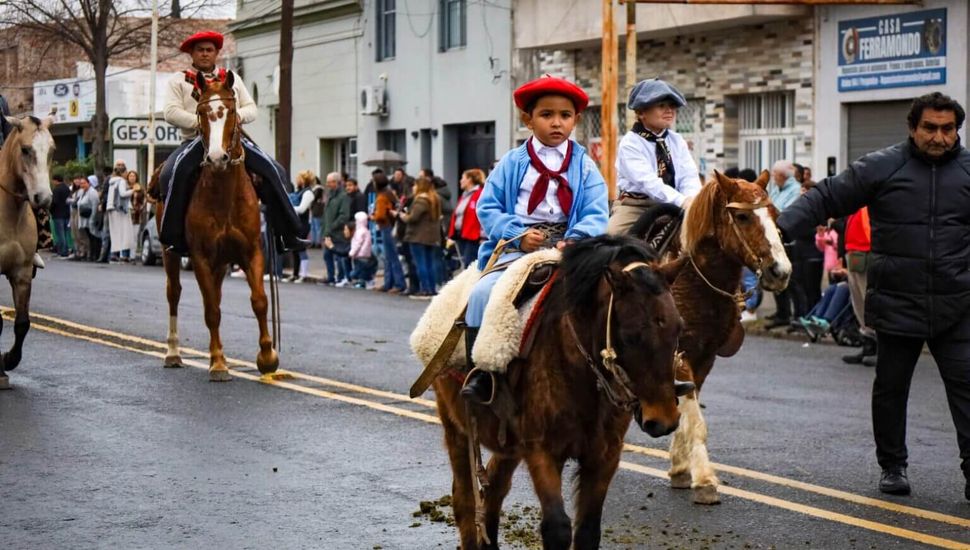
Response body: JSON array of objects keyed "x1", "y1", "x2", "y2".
[
  {"x1": 461, "y1": 367, "x2": 497, "y2": 405},
  {"x1": 32, "y1": 253, "x2": 46, "y2": 269}
]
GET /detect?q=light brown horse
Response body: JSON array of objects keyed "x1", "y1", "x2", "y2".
[
  {"x1": 0, "y1": 114, "x2": 54, "y2": 390},
  {"x1": 637, "y1": 170, "x2": 791, "y2": 504},
  {"x1": 155, "y1": 71, "x2": 278, "y2": 381},
  {"x1": 423, "y1": 236, "x2": 692, "y2": 550}
]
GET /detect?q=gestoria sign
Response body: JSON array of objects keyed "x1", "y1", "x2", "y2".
[{"x1": 111, "y1": 118, "x2": 182, "y2": 148}]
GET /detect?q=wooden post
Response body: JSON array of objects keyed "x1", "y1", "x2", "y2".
[
  {"x1": 276, "y1": 0, "x2": 294, "y2": 175},
  {"x1": 600, "y1": 0, "x2": 618, "y2": 199},
  {"x1": 625, "y1": 1, "x2": 637, "y2": 130}
]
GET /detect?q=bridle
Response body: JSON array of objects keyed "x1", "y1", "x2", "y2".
[
  {"x1": 564, "y1": 260, "x2": 681, "y2": 412},
  {"x1": 687, "y1": 197, "x2": 774, "y2": 308},
  {"x1": 197, "y1": 95, "x2": 244, "y2": 167}
]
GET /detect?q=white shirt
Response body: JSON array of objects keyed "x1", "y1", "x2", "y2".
[
  {"x1": 515, "y1": 136, "x2": 570, "y2": 224},
  {"x1": 164, "y1": 68, "x2": 257, "y2": 141},
  {"x1": 615, "y1": 128, "x2": 701, "y2": 207}
]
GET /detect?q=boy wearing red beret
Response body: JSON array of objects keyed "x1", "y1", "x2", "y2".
[{"x1": 461, "y1": 75, "x2": 609, "y2": 404}]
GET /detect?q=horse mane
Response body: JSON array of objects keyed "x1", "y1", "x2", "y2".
[
  {"x1": 680, "y1": 178, "x2": 720, "y2": 255},
  {"x1": 559, "y1": 235, "x2": 663, "y2": 314}
]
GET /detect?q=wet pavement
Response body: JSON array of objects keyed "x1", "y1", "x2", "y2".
[{"x1": 1, "y1": 256, "x2": 968, "y2": 549}]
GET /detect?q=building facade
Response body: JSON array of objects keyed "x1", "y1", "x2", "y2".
[
  {"x1": 231, "y1": 0, "x2": 513, "y2": 194},
  {"x1": 356, "y1": 0, "x2": 513, "y2": 190},
  {"x1": 513, "y1": 2, "x2": 815, "y2": 176},
  {"x1": 230, "y1": 0, "x2": 363, "y2": 180},
  {"x1": 814, "y1": 0, "x2": 968, "y2": 177}
]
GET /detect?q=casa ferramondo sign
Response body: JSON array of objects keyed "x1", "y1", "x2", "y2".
[{"x1": 838, "y1": 8, "x2": 946, "y2": 92}]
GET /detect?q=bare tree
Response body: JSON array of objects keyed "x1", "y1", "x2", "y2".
[{"x1": 0, "y1": 0, "x2": 225, "y2": 175}]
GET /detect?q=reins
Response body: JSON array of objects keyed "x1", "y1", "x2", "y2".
[
  {"x1": 564, "y1": 260, "x2": 655, "y2": 413},
  {"x1": 686, "y1": 198, "x2": 772, "y2": 309}
]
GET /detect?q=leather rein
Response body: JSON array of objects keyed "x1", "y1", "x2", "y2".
[
  {"x1": 197, "y1": 95, "x2": 244, "y2": 167},
  {"x1": 563, "y1": 260, "x2": 680, "y2": 413},
  {"x1": 687, "y1": 198, "x2": 774, "y2": 308}
]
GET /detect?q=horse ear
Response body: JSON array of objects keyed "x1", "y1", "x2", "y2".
[
  {"x1": 754, "y1": 169, "x2": 770, "y2": 190},
  {"x1": 42, "y1": 107, "x2": 56, "y2": 130},
  {"x1": 714, "y1": 169, "x2": 738, "y2": 196},
  {"x1": 5, "y1": 116, "x2": 23, "y2": 131},
  {"x1": 196, "y1": 71, "x2": 207, "y2": 92},
  {"x1": 225, "y1": 70, "x2": 235, "y2": 89},
  {"x1": 654, "y1": 259, "x2": 684, "y2": 286}
]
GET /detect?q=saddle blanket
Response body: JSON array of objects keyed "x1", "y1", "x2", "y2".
[{"x1": 410, "y1": 248, "x2": 562, "y2": 376}]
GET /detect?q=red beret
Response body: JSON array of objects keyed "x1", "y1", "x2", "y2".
[
  {"x1": 513, "y1": 75, "x2": 589, "y2": 113},
  {"x1": 180, "y1": 30, "x2": 224, "y2": 53}
]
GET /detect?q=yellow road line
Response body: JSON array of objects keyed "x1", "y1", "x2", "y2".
[
  {"x1": 15, "y1": 311, "x2": 970, "y2": 549},
  {"x1": 620, "y1": 462, "x2": 969, "y2": 550},
  {"x1": 623, "y1": 444, "x2": 970, "y2": 529},
  {"x1": 6, "y1": 308, "x2": 437, "y2": 409}
]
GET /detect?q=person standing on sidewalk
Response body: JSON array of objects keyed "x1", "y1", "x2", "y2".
[
  {"x1": 779, "y1": 92, "x2": 970, "y2": 502},
  {"x1": 50, "y1": 174, "x2": 72, "y2": 257}
]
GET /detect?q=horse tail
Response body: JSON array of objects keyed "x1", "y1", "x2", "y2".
[{"x1": 628, "y1": 203, "x2": 683, "y2": 240}]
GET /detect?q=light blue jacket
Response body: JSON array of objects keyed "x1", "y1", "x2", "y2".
[
  {"x1": 476, "y1": 139, "x2": 609, "y2": 270},
  {"x1": 768, "y1": 175, "x2": 801, "y2": 212}
]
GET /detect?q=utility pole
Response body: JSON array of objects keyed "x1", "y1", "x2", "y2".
[
  {"x1": 148, "y1": 0, "x2": 159, "y2": 181},
  {"x1": 600, "y1": 0, "x2": 618, "y2": 199},
  {"x1": 276, "y1": 0, "x2": 294, "y2": 176}
]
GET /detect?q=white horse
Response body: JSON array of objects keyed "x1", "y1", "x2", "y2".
[{"x1": 0, "y1": 114, "x2": 54, "y2": 389}]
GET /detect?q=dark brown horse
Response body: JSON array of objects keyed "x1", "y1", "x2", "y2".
[
  {"x1": 0, "y1": 114, "x2": 54, "y2": 389},
  {"x1": 636, "y1": 170, "x2": 791, "y2": 504},
  {"x1": 428, "y1": 236, "x2": 692, "y2": 549},
  {"x1": 154, "y1": 72, "x2": 278, "y2": 381}
]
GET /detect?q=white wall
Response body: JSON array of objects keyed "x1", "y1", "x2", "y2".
[
  {"x1": 814, "y1": 0, "x2": 968, "y2": 174},
  {"x1": 235, "y1": 12, "x2": 362, "y2": 178},
  {"x1": 357, "y1": 0, "x2": 513, "y2": 189}
]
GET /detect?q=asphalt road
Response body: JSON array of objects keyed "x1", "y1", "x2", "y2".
[{"x1": 1, "y1": 257, "x2": 968, "y2": 549}]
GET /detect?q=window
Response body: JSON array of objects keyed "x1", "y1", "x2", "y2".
[
  {"x1": 376, "y1": 0, "x2": 396, "y2": 61},
  {"x1": 737, "y1": 92, "x2": 796, "y2": 172},
  {"x1": 377, "y1": 129, "x2": 407, "y2": 160},
  {"x1": 439, "y1": 0, "x2": 467, "y2": 51},
  {"x1": 675, "y1": 99, "x2": 706, "y2": 170}
]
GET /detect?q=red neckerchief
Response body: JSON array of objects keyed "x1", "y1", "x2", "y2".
[
  {"x1": 525, "y1": 139, "x2": 573, "y2": 215},
  {"x1": 184, "y1": 67, "x2": 228, "y2": 101}
]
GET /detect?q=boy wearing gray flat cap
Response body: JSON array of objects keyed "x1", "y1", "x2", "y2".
[{"x1": 607, "y1": 78, "x2": 702, "y2": 235}]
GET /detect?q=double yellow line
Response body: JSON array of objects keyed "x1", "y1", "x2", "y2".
[{"x1": 7, "y1": 308, "x2": 969, "y2": 549}]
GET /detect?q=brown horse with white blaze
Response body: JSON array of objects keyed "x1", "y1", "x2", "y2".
[
  {"x1": 419, "y1": 236, "x2": 693, "y2": 549},
  {"x1": 154, "y1": 71, "x2": 278, "y2": 381},
  {"x1": 636, "y1": 170, "x2": 791, "y2": 504},
  {"x1": 0, "y1": 114, "x2": 54, "y2": 389}
]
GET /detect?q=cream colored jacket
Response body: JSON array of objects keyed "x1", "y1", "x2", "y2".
[{"x1": 163, "y1": 69, "x2": 257, "y2": 141}]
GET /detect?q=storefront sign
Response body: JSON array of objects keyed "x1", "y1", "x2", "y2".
[
  {"x1": 838, "y1": 8, "x2": 946, "y2": 92},
  {"x1": 34, "y1": 78, "x2": 95, "y2": 122},
  {"x1": 111, "y1": 118, "x2": 182, "y2": 148}
]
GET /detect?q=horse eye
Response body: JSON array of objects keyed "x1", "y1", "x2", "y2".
[
  {"x1": 20, "y1": 146, "x2": 30, "y2": 156},
  {"x1": 735, "y1": 212, "x2": 751, "y2": 223}
]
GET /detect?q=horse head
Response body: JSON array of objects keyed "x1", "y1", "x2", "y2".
[
  {"x1": 680, "y1": 170, "x2": 792, "y2": 291},
  {"x1": 562, "y1": 235, "x2": 689, "y2": 438},
  {"x1": 195, "y1": 71, "x2": 242, "y2": 172},
  {"x1": 2, "y1": 113, "x2": 55, "y2": 209}
]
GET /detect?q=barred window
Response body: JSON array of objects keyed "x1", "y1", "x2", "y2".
[{"x1": 738, "y1": 92, "x2": 796, "y2": 172}]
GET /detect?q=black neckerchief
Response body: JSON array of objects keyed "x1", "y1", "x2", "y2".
[{"x1": 633, "y1": 122, "x2": 675, "y2": 188}]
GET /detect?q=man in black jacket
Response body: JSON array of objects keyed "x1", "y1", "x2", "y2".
[{"x1": 778, "y1": 92, "x2": 970, "y2": 501}]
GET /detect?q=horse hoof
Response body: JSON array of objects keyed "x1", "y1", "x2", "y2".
[
  {"x1": 670, "y1": 472, "x2": 692, "y2": 489},
  {"x1": 256, "y1": 351, "x2": 279, "y2": 375},
  {"x1": 0, "y1": 376, "x2": 10, "y2": 390},
  {"x1": 692, "y1": 485, "x2": 720, "y2": 505},
  {"x1": 209, "y1": 368, "x2": 232, "y2": 382},
  {"x1": 164, "y1": 356, "x2": 184, "y2": 368}
]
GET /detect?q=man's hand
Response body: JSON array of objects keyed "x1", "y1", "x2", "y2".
[
  {"x1": 520, "y1": 229, "x2": 546, "y2": 253},
  {"x1": 556, "y1": 239, "x2": 574, "y2": 250}
]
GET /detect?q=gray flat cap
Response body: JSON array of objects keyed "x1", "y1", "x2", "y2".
[{"x1": 627, "y1": 79, "x2": 687, "y2": 111}]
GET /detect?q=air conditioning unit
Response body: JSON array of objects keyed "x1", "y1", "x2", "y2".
[{"x1": 360, "y1": 84, "x2": 387, "y2": 116}]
